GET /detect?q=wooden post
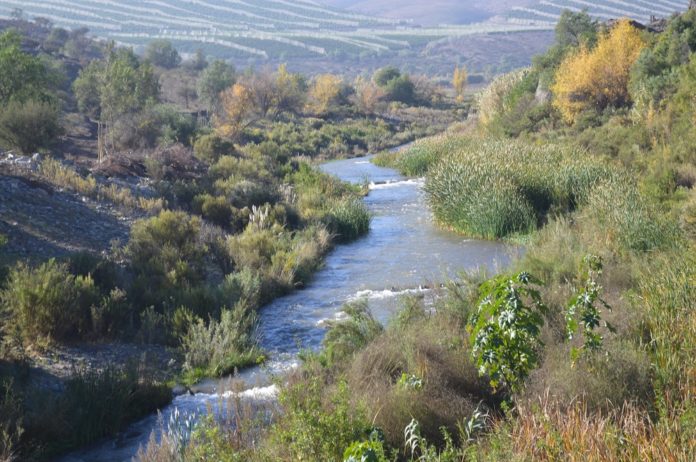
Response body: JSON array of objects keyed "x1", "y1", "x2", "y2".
[{"x1": 97, "y1": 121, "x2": 106, "y2": 163}]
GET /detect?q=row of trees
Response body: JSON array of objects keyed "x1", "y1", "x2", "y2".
[{"x1": 0, "y1": 19, "x2": 465, "y2": 155}]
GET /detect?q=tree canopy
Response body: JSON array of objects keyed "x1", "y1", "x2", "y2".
[
  {"x1": 552, "y1": 19, "x2": 646, "y2": 123},
  {"x1": 144, "y1": 39, "x2": 181, "y2": 69},
  {"x1": 0, "y1": 31, "x2": 53, "y2": 105}
]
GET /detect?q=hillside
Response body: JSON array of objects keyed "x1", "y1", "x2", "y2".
[
  {"x1": 505, "y1": 0, "x2": 691, "y2": 25},
  {"x1": 322, "y1": 1, "x2": 537, "y2": 25},
  {"x1": 0, "y1": 0, "x2": 551, "y2": 64}
]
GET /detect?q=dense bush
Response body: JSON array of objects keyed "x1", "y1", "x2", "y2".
[
  {"x1": 1, "y1": 259, "x2": 99, "y2": 344},
  {"x1": 584, "y1": 178, "x2": 681, "y2": 253},
  {"x1": 193, "y1": 133, "x2": 235, "y2": 163},
  {"x1": 127, "y1": 210, "x2": 207, "y2": 298},
  {"x1": 0, "y1": 99, "x2": 62, "y2": 153}
]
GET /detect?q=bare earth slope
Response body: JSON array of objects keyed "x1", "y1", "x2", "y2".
[{"x1": 0, "y1": 168, "x2": 131, "y2": 263}]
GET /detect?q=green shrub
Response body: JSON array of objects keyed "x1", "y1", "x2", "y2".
[
  {"x1": 1, "y1": 259, "x2": 99, "y2": 344},
  {"x1": 194, "y1": 133, "x2": 235, "y2": 163},
  {"x1": 193, "y1": 194, "x2": 234, "y2": 229},
  {"x1": 127, "y1": 210, "x2": 207, "y2": 304},
  {"x1": 0, "y1": 99, "x2": 62, "y2": 153},
  {"x1": 469, "y1": 272, "x2": 547, "y2": 392},
  {"x1": 181, "y1": 303, "x2": 264, "y2": 377},
  {"x1": 267, "y1": 377, "x2": 369, "y2": 461}
]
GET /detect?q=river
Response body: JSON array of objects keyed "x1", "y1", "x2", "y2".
[{"x1": 61, "y1": 154, "x2": 514, "y2": 462}]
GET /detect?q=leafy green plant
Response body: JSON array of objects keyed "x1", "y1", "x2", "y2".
[
  {"x1": 397, "y1": 373, "x2": 424, "y2": 391},
  {"x1": 271, "y1": 378, "x2": 369, "y2": 461},
  {"x1": 469, "y1": 272, "x2": 547, "y2": 392},
  {"x1": 343, "y1": 430, "x2": 389, "y2": 462},
  {"x1": 403, "y1": 419, "x2": 462, "y2": 462},
  {"x1": 565, "y1": 255, "x2": 615, "y2": 362}
]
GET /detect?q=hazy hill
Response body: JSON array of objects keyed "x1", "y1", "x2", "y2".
[
  {"x1": 321, "y1": 1, "x2": 537, "y2": 25},
  {"x1": 0, "y1": 1, "x2": 548, "y2": 60},
  {"x1": 1, "y1": 0, "x2": 689, "y2": 76},
  {"x1": 323, "y1": 0, "x2": 691, "y2": 25}
]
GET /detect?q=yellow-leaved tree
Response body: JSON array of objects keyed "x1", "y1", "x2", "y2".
[
  {"x1": 307, "y1": 74, "x2": 342, "y2": 115},
  {"x1": 453, "y1": 65, "x2": 468, "y2": 103},
  {"x1": 214, "y1": 83, "x2": 255, "y2": 141},
  {"x1": 552, "y1": 19, "x2": 646, "y2": 123}
]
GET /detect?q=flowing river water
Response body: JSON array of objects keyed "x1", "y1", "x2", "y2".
[{"x1": 61, "y1": 154, "x2": 515, "y2": 462}]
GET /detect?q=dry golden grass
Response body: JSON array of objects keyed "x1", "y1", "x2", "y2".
[{"x1": 497, "y1": 395, "x2": 695, "y2": 462}]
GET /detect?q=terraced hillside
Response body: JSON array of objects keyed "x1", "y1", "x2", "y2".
[
  {"x1": 0, "y1": 0, "x2": 552, "y2": 60},
  {"x1": 505, "y1": 0, "x2": 691, "y2": 26}
]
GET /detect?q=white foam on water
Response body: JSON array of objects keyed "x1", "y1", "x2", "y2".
[
  {"x1": 354, "y1": 160, "x2": 370, "y2": 164},
  {"x1": 219, "y1": 384, "x2": 279, "y2": 400},
  {"x1": 368, "y1": 178, "x2": 424, "y2": 190},
  {"x1": 350, "y1": 286, "x2": 431, "y2": 301},
  {"x1": 316, "y1": 310, "x2": 349, "y2": 326}
]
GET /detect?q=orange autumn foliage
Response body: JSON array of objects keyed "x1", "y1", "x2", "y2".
[{"x1": 552, "y1": 19, "x2": 646, "y2": 123}]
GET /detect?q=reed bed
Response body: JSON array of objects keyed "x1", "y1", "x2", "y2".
[{"x1": 423, "y1": 137, "x2": 613, "y2": 239}]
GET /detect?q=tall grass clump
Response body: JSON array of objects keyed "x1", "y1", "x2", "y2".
[
  {"x1": 324, "y1": 198, "x2": 370, "y2": 242},
  {"x1": 424, "y1": 137, "x2": 611, "y2": 239},
  {"x1": 181, "y1": 303, "x2": 265, "y2": 378},
  {"x1": 373, "y1": 135, "x2": 477, "y2": 177}
]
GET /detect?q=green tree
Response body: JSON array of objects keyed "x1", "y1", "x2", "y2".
[
  {"x1": 0, "y1": 31, "x2": 53, "y2": 104},
  {"x1": 555, "y1": 10, "x2": 598, "y2": 49},
  {"x1": 144, "y1": 39, "x2": 181, "y2": 69},
  {"x1": 373, "y1": 66, "x2": 401, "y2": 87},
  {"x1": 384, "y1": 74, "x2": 415, "y2": 104},
  {"x1": 188, "y1": 48, "x2": 208, "y2": 71},
  {"x1": 198, "y1": 60, "x2": 236, "y2": 111},
  {"x1": 73, "y1": 47, "x2": 159, "y2": 149}
]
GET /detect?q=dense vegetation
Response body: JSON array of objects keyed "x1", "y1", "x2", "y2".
[
  {"x1": 132, "y1": 10, "x2": 695, "y2": 461},
  {"x1": 0, "y1": 17, "x2": 468, "y2": 460}
]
